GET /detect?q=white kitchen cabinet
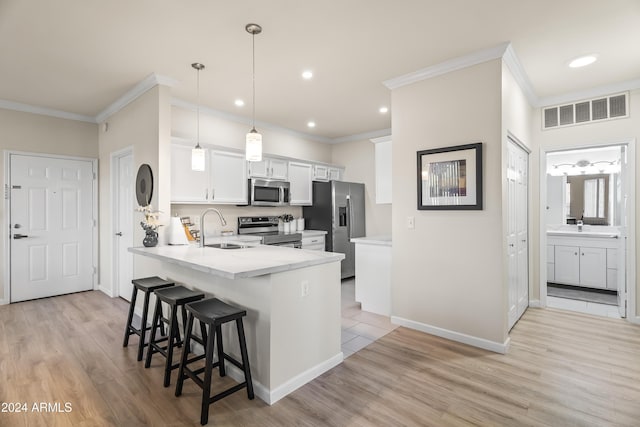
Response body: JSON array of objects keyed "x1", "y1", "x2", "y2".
[
  {"x1": 302, "y1": 235, "x2": 325, "y2": 251},
  {"x1": 171, "y1": 144, "x2": 210, "y2": 203},
  {"x1": 289, "y1": 162, "x2": 313, "y2": 206},
  {"x1": 209, "y1": 150, "x2": 248, "y2": 204},
  {"x1": 248, "y1": 157, "x2": 288, "y2": 180},
  {"x1": 328, "y1": 167, "x2": 342, "y2": 181},
  {"x1": 312, "y1": 165, "x2": 329, "y2": 181}
]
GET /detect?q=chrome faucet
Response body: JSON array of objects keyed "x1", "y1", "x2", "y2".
[
  {"x1": 577, "y1": 220, "x2": 583, "y2": 231},
  {"x1": 199, "y1": 208, "x2": 227, "y2": 247}
]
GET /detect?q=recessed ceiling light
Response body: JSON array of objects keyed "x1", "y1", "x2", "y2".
[
  {"x1": 379, "y1": 106, "x2": 389, "y2": 114},
  {"x1": 568, "y1": 55, "x2": 598, "y2": 68},
  {"x1": 234, "y1": 99, "x2": 245, "y2": 107},
  {"x1": 307, "y1": 121, "x2": 316, "y2": 128},
  {"x1": 302, "y1": 70, "x2": 313, "y2": 80}
]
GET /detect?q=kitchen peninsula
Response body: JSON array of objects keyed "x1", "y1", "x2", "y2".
[{"x1": 129, "y1": 243, "x2": 345, "y2": 405}]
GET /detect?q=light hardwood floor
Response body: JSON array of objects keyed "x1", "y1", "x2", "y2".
[{"x1": 1, "y1": 290, "x2": 639, "y2": 426}]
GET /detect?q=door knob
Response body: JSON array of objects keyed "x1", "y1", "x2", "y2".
[
  {"x1": 13, "y1": 234, "x2": 29, "y2": 239},
  {"x1": 115, "y1": 232, "x2": 123, "y2": 236}
]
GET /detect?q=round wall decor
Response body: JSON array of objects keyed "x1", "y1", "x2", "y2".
[{"x1": 135, "y1": 164, "x2": 154, "y2": 206}]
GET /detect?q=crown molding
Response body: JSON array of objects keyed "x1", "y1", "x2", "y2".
[
  {"x1": 332, "y1": 128, "x2": 392, "y2": 144},
  {"x1": 0, "y1": 99, "x2": 96, "y2": 123},
  {"x1": 383, "y1": 42, "x2": 510, "y2": 90},
  {"x1": 370, "y1": 135, "x2": 392, "y2": 144},
  {"x1": 95, "y1": 73, "x2": 178, "y2": 123},
  {"x1": 536, "y1": 78, "x2": 640, "y2": 108},
  {"x1": 171, "y1": 98, "x2": 335, "y2": 144},
  {"x1": 502, "y1": 44, "x2": 538, "y2": 106}
]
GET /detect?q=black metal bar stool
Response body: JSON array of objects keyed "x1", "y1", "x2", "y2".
[
  {"x1": 175, "y1": 298, "x2": 254, "y2": 425},
  {"x1": 122, "y1": 276, "x2": 174, "y2": 361},
  {"x1": 145, "y1": 285, "x2": 207, "y2": 387}
]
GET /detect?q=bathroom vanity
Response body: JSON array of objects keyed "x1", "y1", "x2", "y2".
[{"x1": 547, "y1": 227, "x2": 623, "y2": 290}]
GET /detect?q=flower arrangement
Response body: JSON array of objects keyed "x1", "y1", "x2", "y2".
[
  {"x1": 279, "y1": 214, "x2": 294, "y2": 223},
  {"x1": 136, "y1": 205, "x2": 162, "y2": 230}
]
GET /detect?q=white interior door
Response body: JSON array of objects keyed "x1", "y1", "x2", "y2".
[
  {"x1": 113, "y1": 150, "x2": 134, "y2": 300},
  {"x1": 10, "y1": 154, "x2": 95, "y2": 302},
  {"x1": 507, "y1": 139, "x2": 529, "y2": 330}
]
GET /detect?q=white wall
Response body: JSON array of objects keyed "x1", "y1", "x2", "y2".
[
  {"x1": 331, "y1": 139, "x2": 392, "y2": 237},
  {"x1": 98, "y1": 85, "x2": 172, "y2": 296},
  {"x1": 501, "y1": 61, "x2": 534, "y2": 325},
  {"x1": 0, "y1": 109, "x2": 98, "y2": 303},
  {"x1": 391, "y1": 59, "x2": 507, "y2": 346},
  {"x1": 533, "y1": 89, "x2": 640, "y2": 317},
  {"x1": 172, "y1": 106, "x2": 332, "y2": 163}
]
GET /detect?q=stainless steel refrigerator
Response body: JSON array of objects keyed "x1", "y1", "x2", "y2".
[{"x1": 303, "y1": 181, "x2": 365, "y2": 279}]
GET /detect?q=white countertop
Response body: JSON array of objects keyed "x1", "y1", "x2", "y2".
[
  {"x1": 129, "y1": 244, "x2": 345, "y2": 280},
  {"x1": 547, "y1": 225, "x2": 621, "y2": 239},
  {"x1": 350, "y1": 235, "x2": 392, "y2": 247},
  {"x1": 300, "y1": 230, "x2": 327, "y2": 237}
]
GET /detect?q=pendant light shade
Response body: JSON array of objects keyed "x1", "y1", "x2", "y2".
[
  {"x1": 246, "y1": 128, "x2": 262, "y2": 162},
  {"x1": 246, "y1": 23, "x2": 263, "y2": 162},
  {"x1": 191, "y1": 62, "x2": 206, "y2": 171}
]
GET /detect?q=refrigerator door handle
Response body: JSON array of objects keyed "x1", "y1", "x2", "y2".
[{"x1": 346, "y1": 198, "x2": 352, "y2": 239}]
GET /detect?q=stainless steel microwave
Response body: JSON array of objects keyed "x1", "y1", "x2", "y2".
[{"x1": 249, "y1": 178, "x2": 290, "y2": 206}]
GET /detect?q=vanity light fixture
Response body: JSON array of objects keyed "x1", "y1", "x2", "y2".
[
  {"x1": 191, "y1": 63, "x2": 206, "y2": 171},
  {"x1": 245, "y1": 23, "x2": 263, "y2": 162}
]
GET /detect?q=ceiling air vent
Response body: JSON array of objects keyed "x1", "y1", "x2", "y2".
[
  {"x1": 544, "y1": 107, "x2": 558, "y2": 128},
  {"x1": 542, "y1": 92, "x2": 629, "y2": 130},
  {"x1": 609, "y1": 94, "x2": 626, "y2": 117}
]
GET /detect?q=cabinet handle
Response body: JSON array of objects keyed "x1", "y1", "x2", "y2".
[
  {"x1": 205, "y1": 189, "x2": 208, "y2": 200},
  {"x1": 575, "y1": 252, "x2": 578, "y2": 256},
  {"x1": 509, "y1": 243, "x2": 514, "y2": 247},
  {"x1": 270, "y1": 167, "x2": 273, "y2": 176},
  {"x1": 582, "y1": 252, "x2": 584, "y2": 256},
  {"x1": 211, "y1": 189, "x2": 215, "y2": 200}
]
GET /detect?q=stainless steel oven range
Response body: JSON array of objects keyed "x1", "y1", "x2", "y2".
[{"x1": 237, "y1": 216, "x2": 302, "y2": 248}]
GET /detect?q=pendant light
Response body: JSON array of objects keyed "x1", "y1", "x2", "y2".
[
  {"x1": 191, "y1": 62, "x2": 206, "y2": 171},
  {"x1": 245, "y1": 23, "x2": 263, "y2": 162}
]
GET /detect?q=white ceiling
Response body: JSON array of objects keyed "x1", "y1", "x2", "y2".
[{"x1": 1, "y1": 0, "x2": 639, "y2": 141}]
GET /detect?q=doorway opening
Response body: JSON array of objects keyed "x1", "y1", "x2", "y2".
[{"x1": 541, "y1": 141, "x2": 636, "y2": 320}]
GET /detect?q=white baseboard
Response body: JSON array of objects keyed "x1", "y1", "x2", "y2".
[
  {"x1": 391, "y1": 316, "x2": 510, "y2": 354},
  {"x1": 98, "y1": 285, "x2": 115, "y2": 298},
  {"x1": 628, "y1": 315, "x2": 640, "y2": 325},
  {"x1": 225, "y1": 352, "x2": 344, "y2": 405},
  {"x1": 0, "y1": 298, "x2": 8, "y2": 306},
  {"x1": 528, "y1": 299, "x2": 542, "y2": 308}
]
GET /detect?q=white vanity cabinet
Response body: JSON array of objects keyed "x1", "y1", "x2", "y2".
[{"x1": 548, "y1": 233, "x2": 621, "y2": 290}]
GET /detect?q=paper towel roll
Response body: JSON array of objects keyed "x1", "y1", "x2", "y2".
[{"x1": 168, "y1": 216, "x2": 189, "y2": 245}]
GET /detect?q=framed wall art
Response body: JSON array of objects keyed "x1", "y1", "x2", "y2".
[{"x1": 417, "y1": 143, "x2": 483, "y2": 210}]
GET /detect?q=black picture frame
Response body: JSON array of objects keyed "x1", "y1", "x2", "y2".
[{"x1": 417, "y1": 143, "x2": 483, "y2": 210}]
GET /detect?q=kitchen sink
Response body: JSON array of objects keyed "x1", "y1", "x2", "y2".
[{"x1": 204, "y1": 243, "x2": 247, "y2": 249}]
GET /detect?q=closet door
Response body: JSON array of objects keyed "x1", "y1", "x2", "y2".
[{"x1": 507, "y1": 139, "x2": 529, "y2": 330}]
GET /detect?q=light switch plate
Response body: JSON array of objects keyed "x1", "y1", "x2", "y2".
[{"x1": 407, "y1": 216, "x2": 415, "y2": 229}]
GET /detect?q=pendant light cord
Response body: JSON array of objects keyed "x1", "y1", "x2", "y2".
[
  {"x1": 196, "y1": 67, "x2": 201, "y2": 148},
  {"x1": 251, "y1": 32, "x2": 256, "y2": 131}
]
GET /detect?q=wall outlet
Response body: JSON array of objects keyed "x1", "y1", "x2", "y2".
[
  {"x1": 301, "y1": 280, "x2": 310, "y2": 298},
  {"x1": 407, "y1": 216, "x2": 415, "y2": 229}
]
